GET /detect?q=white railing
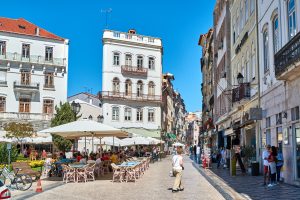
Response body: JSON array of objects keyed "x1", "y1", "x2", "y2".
[
  {"x1": 0, "y1": 52, "x2": 66, "y2": 66},
  {"x1": 107, "y1": 31, "x2": 159, "y2": 45},
  {"x1": 0, "y1": 112, "x2": 53, "y2": 121}
]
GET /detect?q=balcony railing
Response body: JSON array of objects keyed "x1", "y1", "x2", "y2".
[
  {"x1": 0, "y1": 112, "x2": 53, "y2": 121},
  {"x1": 0, "y1": 81, "x2": 7, "y2": 86},
  {"x1": 14, "y1": 81, "x2": 40, "y2": 90},
  {"x1": 100, "y1": 91, "x2": 161, "y2": 103},
  {"x1": 0, "y1": 52, "x2": 66, "y2": 66},
  {"x1": 232, "y1": 83, "x2": 251, "y2": 103},
  {"x1": 121, "y1": 65, "x2": 148, "y2": 77},
  {"x1": 275, "y1": 32, "x2": 300, "y2": 79}
]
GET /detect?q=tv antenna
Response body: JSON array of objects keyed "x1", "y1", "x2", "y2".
[{"x1": 101, "y1": 8, "x2": 112, "y2": 29}]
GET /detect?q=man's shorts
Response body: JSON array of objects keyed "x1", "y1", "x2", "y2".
[{"x1": 264, "y1": 165, "x2": 269, "y2": 174}]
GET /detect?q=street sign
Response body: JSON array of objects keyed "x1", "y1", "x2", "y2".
[{"x1": 6, "y1": 143, "x2": 11, "y2": 150}]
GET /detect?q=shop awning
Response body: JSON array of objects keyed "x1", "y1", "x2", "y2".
[{"x1": 167, "y1": 133, "x2": 176, "y2": 139}]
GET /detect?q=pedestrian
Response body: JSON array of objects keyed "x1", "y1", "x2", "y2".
[
  {"x1": 172, "y1": 147, "x2": 184, "y2": 193},
  {"x1": 262, "y1": 145, "x2": 271, "y2": 186},
  {"x1": 193, "y1": 145, "x2": 197, "y2": 161},
  {"x1": 232, "y1": 136, "x2": 246, "y2": 173},
  {"x1": 268, "y1": 146, "x2": 277, "y2": 187},
  {"x1": 221, "y1": 147, "x2": 227, "y2": 169},
  {"x1": 196, "y1": 145, "x2": 200, "y2": 164},
  {"x1": 216, "y1": 148, "x2": 222, "y2": 168},
  {"x1": 276, "y1": 147, "x2": 284, "y2": 183}
]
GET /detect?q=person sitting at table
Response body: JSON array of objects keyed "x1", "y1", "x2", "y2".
[
  {"x1": 101, "y1": 153, "x2": 110, "y2": 161},
  {"x1": 110, "y1": 152, "x2": 119, "y2": 164},
  {"x1": 59, "y1": 152, "x2": 66, "y2": 160},
  {"x1": 76, "y1": 153, "x2": 82, "y2": 162},
  {"x1": 42, "y1": 149, "x2": 47, "y2": 160},
  {"x1": 96, "y1": 154, "x2": 102, "y2": 164},
  {"x1": 80, "y1": 156, "x2": 87, "y2": 164}
]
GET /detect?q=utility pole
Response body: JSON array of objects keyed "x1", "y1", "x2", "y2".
[{"x1": 101, "y1": 8, "x2": 112, "y2": 29}]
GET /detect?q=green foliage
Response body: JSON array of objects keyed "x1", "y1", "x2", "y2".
[
  {"x1": 51, "y1": 102, "x2": 80, "y2": 152},
  {"x1": 4, "y1": 122, "x2": 34, "y2": 142},
  {"x1": 0, "y1": 143, "x2": 19, "y2": 164}
]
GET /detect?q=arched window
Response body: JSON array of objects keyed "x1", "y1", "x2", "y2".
[
  {"x1": 137, "y1": 56, "x2": 143, "y2": 69},
  {"x1": 125, "y1": 54, "x2": 132, "y2": 66},
  {"x1": 113, "y1": 52, "x2": 120, "y2": 66},
  {"x1": 288, "y1": 0, "x2": 297, "y2": 40},
  {"x1": 0, "y1": 96, "x2": 6, "y2": 112},
  {"x1": 263, "y1": 28, "x2": 269, "y2": 73},
  {"x1": 148, "y1": 81, "x2": 155, "y2": 96},
  {"x1": 137, "y1": 80, "x2": 143, "y2": 97},
  {"x1": 273, "y1": 15, "x2": 280, "y2": 53},
  {"x1": 125, "y1": 79, "x2": 132, "y2": 96},
  {"x1": 124, "y1": 107, "x2": 132, "y2": 121},
  {"x1": 136, "y1": 108, "x2": 143, "y2": 122},
  {"x1": 112, "y1": 77, "x2": 120, "y2": 94}
]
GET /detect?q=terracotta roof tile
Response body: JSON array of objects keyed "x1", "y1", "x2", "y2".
[{"x1": 0, "y1": 17, "x2": 64, "y2": 41}]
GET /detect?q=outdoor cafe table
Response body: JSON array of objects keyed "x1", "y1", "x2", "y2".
[
  {"x1": 119, "y1": 161, "x2": 140, "y2": 167},
  {"x1": 69, "y1": 164, "x2": 86, "y2": 168}
]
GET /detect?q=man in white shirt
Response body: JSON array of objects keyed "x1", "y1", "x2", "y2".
[
  {"x1": 262, "y1": 145, "x2": 271, "y2": 185},
  {"x1": 172, "y1": 147, "x2": 184, "y2": 193}
]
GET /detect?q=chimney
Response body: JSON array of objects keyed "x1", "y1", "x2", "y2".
[
  {"x1": 128, "y1": 29, "x2": 136, "y2": 34},
  {"x1": 35, "y1": 27, "x2": 40, "y2": 36}
]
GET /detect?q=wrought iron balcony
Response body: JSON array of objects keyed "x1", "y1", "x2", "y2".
[
  {"x1": 121, "y1": 65, "x2": 148, "y2": 77},
  {"x1": 100, "y1": 91, "x2": 161, "y2": 103},
  {"x1": 0, "y1": 52, "x2": 66, "y2": 67},
  {"x1": 275, "y1": 32, "x2": 300, "y2": 80},
  {"x1": 0, "y1": 112, "x2": 53, "y2": 121},
  {"x1": 232, "y1": 83, "x2": 251, "y2": 103},
  {"x1": 14, "y1": 81, "x2": 40, "y2": 90}
]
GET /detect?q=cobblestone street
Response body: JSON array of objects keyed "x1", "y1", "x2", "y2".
[{"x1": 13, "y1": 156, "x2": 225, "y2": 200}]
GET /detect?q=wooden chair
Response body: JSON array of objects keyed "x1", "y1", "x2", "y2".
[
  {"x1": 77, "y1": 166, "x2": 87, "y2": 183},
  {"x1": 62, "y1": 165, "x2": 76, "y2": 183},
  {"x1": 125, "y1": 167, "x2": 137, "y2": 182},
  {"x1": 85, "y1": 163, "x2": 96, "y2": 181},
  {"x1": 111, "y1": 163, "x2": 125, "y2": 183}
]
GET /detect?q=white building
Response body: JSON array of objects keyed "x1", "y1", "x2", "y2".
[
  {"x1": 0, "y1": 17, "x2": 69, "y2": 131},
  {"x1": 101, "y1": 29, "x2": 162, "y2": 138},
  {"x1": 258, "y1": 0, "x2": 300, "y2": 185}
]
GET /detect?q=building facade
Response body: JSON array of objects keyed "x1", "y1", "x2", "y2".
[
  {"x1": 101, "y1": 29, "x2": 162, "y2": 138},
  {"x1": 259, "y1": 0, "x2": 300, "y2": 185},
  {"x1": 0, "y1": 18, "x2": 69, "y2": 131}
]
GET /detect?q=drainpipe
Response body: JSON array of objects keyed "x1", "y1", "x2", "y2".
[{"x1": 255, "y1": 0, "x2": 262, "y2": 167}]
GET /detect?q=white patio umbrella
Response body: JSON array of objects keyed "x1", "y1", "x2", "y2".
[
  {"x1": 147, "y1": 137, "x2": 165, "y2": 145},
  {"x1": 121, "y1": 137, "x2": 152, "y2": 146},
  {"x1": 0, "y1": 137, "x2": 12, "y2": 143},
  {"x1": 39, "y1": 120, "x2": 128, "y2": 138},
  {"x1": 173, "y1": 142, "x2": 185, "y2": 147}
]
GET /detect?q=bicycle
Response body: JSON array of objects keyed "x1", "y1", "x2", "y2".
[{"x1": 0, "y1": 165, "x2": 32, "y2": 191}]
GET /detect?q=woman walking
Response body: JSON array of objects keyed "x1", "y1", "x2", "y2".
[
  {"x1": 172, "y1": 147, "x2": 184, "y2": 193},
  {"x1": 268, "y1": 146, "x2": 277, "y2": 187}
]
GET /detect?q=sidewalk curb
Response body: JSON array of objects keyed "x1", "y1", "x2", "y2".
[{"x1": 192, "y1": 162, "x2": 247, "y2": 200}]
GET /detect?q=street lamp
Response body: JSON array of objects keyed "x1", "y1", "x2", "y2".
[
  {"x1": 237, "y1": 73, "x2": 244, "y2": 84},
  {"x1": 88, "y1": 115, "x2": 93, "y2": 120},
  {"x1": 71, "y1": 101, "x2": 81, "y2": 114},
  {"x1": 97, "y1": 115, "x2": 104, "y2": 123}
]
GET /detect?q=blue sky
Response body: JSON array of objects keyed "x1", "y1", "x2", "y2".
[{"x1": 2, "y1": 0, "x2": 214, "y2": 112}]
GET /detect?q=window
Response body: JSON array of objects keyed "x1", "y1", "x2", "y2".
[
  {"x1": 266, "y1": 129, "x2": 271, "y2": 145},
  {"x1": 112, "y1": 107, "x2": 119, "y2": 121},
  {"x1": 263, "y1": 29, "x2": 269, "y2": 73},
  {"x1": 246, "y1": 59, "x2": 250, "y2": 82},
  {"x1": 236, "y1": 13, "x2": 240, "y2": 36},
  {"x1": 245, "y1": 0, "x2": 249, "y2": 22},
  {"x1": 0, "y1": 97, "x2": 5, "y2": 112},
  {"x1": 113, "y1": 53, "x2": 120, "y2": 66},
  {"x1": 250, "y1": 0, "x2": 255, "y2": 14},
  {"x1": 0, "y1": 41, "x2": 6, "y2": 55},
  {"x1": 148, "y1": 109, "x2": 155, "y2": 122},
  {"x1": 148, "y1": 81, "x2": 155, "y2": 96},
  {"x1": 233, "y1": 24, "x2": 236, "y2": 44},
  {"x1": 288, "y1": 0, "x2": 297, "y2": 40},
  {"x1": 136, "y1": 108, "x2": 143, "y2": 121},
  {"x1": 112, "y1": 77, "x2": 120, "y2": 94},
  {"x1": 292, "y1": 106, "x2": 300, "y2": 121},
  {"x1": 19, "y1": 98, "x2": 30, "y2": 113},
  {"x1": 125, "y1": 54, "x2": 132, "y2": 66},
  {"x1": 21, "y1": 71, "x2": 31, "y2": 85},
  {"x1": 45, "y1": 72, "x2": 54, "y2": 88},
  {"x1": 22, "y1": 44, "x2": 30, "y2": 58},
  {"x1": 137, "y1": 80, "x2": 143, "y2": 97},
  {"x1": 148, "y1": 57, "x2": 155, "y2": 70},
  {"x1": 276, "y1": 113, "x2": 282, "y2": 125},
  {"x1": 137, "y1": 56, "x2": 143, "y2": 69},
  {"x1": 272, "y1": 16, "x2": 280, "y2": 53},
  {"x1": 251, "y1": 43, "x2": 256, "y2": 79},
  {"x1": 125, "y1": 79, "x2": 132, "y2": 96},
  {"x1": 45, "y1": 47, "x2": 53, "y2": 61},
  {"x1": 124, "y1": 107, "x2": 132, "y2": 121},
  {"x1": 266, "y1": 117, "x2": 271, "y2": 128},
  {"x1": 43, "y1": 99, "x2": 54, "y2": 114}
]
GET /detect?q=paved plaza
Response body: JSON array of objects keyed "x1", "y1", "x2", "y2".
[{"x1": 13, "y1": 156, "x2": 225, "y2": 200}]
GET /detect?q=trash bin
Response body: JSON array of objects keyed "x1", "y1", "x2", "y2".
[{"x1": 251, "y1": 162, "x2": 259, "y2": 176}]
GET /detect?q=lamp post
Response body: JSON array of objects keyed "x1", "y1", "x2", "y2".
[
  {"x1": 97, "y1": 115, "x2": 104, "y2": 123},
  {"x1": 237, "y1": 73, "x2": 244, "y2": 84}
]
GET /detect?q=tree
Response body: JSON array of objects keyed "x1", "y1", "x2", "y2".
[
  {"x1": 4, "y1": 122, "x2": 34, "y2": 143},
  {"x1": 51, "y1": 102, "x2": 81, "y2": 152}
]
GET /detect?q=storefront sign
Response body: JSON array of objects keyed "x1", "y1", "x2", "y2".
[{"x1": 249, "y1": 108, "x2": 263, "y2": 120}]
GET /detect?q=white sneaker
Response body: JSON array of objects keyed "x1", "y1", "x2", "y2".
[{"x1": 267, "y1": 184, "x2": 273, "y2": 187}]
